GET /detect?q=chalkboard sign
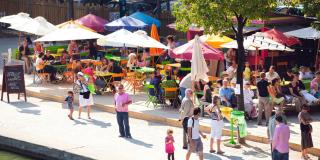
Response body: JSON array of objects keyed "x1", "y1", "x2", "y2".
[{"x1": 1, "y1": 65, "x2": 27, "y2": 103}]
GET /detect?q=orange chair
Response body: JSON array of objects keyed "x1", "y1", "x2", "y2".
[
  {"x1": 112, "y1": 73, "x2": 125, "y2": 87},
  {"x1": 35, "y1": 64, "x2": 50, "y2": 84}
]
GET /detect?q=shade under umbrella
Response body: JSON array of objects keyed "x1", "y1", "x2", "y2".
[
  {"x1": 9, "y1": 16, "x2": 57, "y2": 36},
  {"x1": 104, "y1": 16, "x2": 148, "y2": 31},
  {"x1": 171, "y1": 37, "x2": 224, "y2": 60},
  {"x1": 191, "y1": 35, "x2": 209, "y2": 82},
  {"x1": 34, "y1": 20, "x2": 103, "y2": 42},
  {"x1": 0, "y1": 12, "x2": 32, "y2": 26},
  {"x1": 75, "y1": 13, "x2": 108, "y2": 32},
  {"x1": 284, "y1": 27, "x2": 320, "y2": 39}
]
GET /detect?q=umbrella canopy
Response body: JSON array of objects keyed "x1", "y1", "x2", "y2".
[
  {"x1": 75, "y1": 13, "x2": 108, "y2": 32},
  {"x1": 191, "y1": 35, "x2": 209, "y2": 82},
  {"x1": 104, "y1": 16, "x2": 148, "y2": 31},
  {"x1": 97, "y1": 29, "x2": 143, "y2": 47},
  {"x1": 150, "y1": 24, "x2": 164, "y2": 56},
  {"x1": 130, "y1": 12, "x2": 161, "y2": 28},
  {"x1": 9, "y1": 16, "x2": 57, "y2": 36},
  {"x1": 171, "y1": 37, "x2": 224, "y2": 60},
  {"x1": 200, "y1": 34, "x2": 233, "y2": 48},
  {"x1": 284, "y1": 27, "x2": 320, "y2": 39},
  {"x1": 0, "y1": 12, "x2": 32, "y2": 26},
  {"x1": 221, "y1": 33, "x2": 294, "y2": 52},
  {"x1": 34, "y1": 20, "x2": 103, "y2": 42},
  {"x1": 262, "y1": 28, "x2": 300, "y2": 46},
  {"x1": 133, "y1": 30, "x2": 168, "y2": 49}
]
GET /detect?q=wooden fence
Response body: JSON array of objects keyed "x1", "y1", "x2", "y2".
[{"x1": 0, "y1": 0, "x2": 117, "y2": 25}]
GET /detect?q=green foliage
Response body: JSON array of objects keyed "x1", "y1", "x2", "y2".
[
  {"x1": 301, "y1": 0, "x2": 320, "y2": 30},
  {"x1": 172, "y1": 0, "x2": 278, "y2": 35}
]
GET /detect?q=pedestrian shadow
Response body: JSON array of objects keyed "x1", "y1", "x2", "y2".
[
  {"x1": 9, "y1": 101, "x2": 41, "y2": 115},
  {"x1": 125, "y1": 138, "x2": 153, "y2": 148},
  {"x1": 73, "y1": 119, "x2": 87, "y2": 125},
  {"x1": 83, "y1": 119, "x2": 111, "y2": 128},
  {"x1": 242, "y1": 143, "x2": 269, "y2": 158},
  {"x1": 204, "y1": 153, "x2": 222, "y2": 160}
]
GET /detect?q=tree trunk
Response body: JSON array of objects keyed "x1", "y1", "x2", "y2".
[
  {"x1": 156, "y1": 0, "x2": 161, "y2": 17},
  {"x1": 119, "y1": 0, "x2": 126, "y2": 17},
  {"x1": 67, "y1": 0, "x2": 74, "y2": 20},
  {"x1": 235, "y1": 17, "x2": 246, "y2": 144},
  {"x1": 166, "y1": 0, "x2": 171, "y2": 12}
]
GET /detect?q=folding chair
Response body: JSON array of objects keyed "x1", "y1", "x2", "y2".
[
  {"x1": 35, "y1": 64, "x2": 50, "y2": 84},
  {"x1": 144, "y1": 84, "x2": 159, "y2": 108},
  {"x1": 112, "y1": 73, "x2": 125, "y2": 88},
  {"x1": 63, "y1": 63, "x2": 75, "y2": 83}
]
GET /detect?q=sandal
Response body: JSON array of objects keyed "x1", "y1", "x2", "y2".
[
  {"x1": 217, "y1": 151, "x2": 224, "y2": 155},
  {"x1": 209, "y1": 150, "x2": 215, "y2": 153}
]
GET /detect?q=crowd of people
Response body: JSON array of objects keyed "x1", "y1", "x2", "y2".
[{"x1": 15, "y1": 34, "x2": 318, "y2": 160}]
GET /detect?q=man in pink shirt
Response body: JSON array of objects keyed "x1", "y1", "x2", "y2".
[
  {"x1": 272, "y1": 115, "x2": 290, "y2": 160},
  {"x1": 114, "y1": 84, "x2": 132, "y2": 138}
]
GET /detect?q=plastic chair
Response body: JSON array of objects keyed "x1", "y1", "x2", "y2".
[{"x1": 144, "y1": 84, "x2": 159, "y2": 108}]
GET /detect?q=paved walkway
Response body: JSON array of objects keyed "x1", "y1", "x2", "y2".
[
  {"x1": 1, "y1": 96, "x2": 318, "y2": 160},
  {"x1": 0, "y1": 71, "x2": 319, "y2": 151}
]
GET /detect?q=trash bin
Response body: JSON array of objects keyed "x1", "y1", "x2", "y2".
[
  {"x1": 231, "y1": 110, "x2": 247, "y2": 138},
  {"x1": 220, "y1": 107, "x2": 233, "y2": 122}
]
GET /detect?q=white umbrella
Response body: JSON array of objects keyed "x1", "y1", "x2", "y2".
[
  {"x1": 97, "y1": 29, "x2": 143, "y2": 47},
  {"x1": 221, "y1": 33, "x2": 294, "y2": 52},
  {"x1": 9, "y1": 16, "x2": 57, "y2": 36},
  {"x1": 133, "y1": 30, "x2": 168, "y2": 49},
  {"x1": 0, "y1": 12, "x2": 32, "y2": 26},
  {"x1": 34, "y1": 21, "x2": 104, "y2": 42},
  {"x1": 191, "y1": 35, "x2": 209, "y2": 82},
  {"x1": 284, "y1": 27, "x2": 320, "y2": 39}
]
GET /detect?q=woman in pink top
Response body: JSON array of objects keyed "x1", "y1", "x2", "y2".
[
  {"x1": 310, "y1": 71, "x2": 320, "y2": 98},
  {"x1": 272, "y1": 115, "x2": 290, "y2": 160},
  {"x1": 114, "y1": 84, "x2": 132, "y2": 138}
]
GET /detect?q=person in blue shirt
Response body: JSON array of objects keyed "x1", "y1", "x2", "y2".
[
  {"x1": 219, "y1": 79, "x2": 235, "y2": 107},
  {"x1": 150, "y1": 69, "x2": 163, "y2": 102}
]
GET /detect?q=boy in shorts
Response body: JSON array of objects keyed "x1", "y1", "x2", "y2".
[{"x1": 186, "y1": 107, "x2": 207, "y2": 160}]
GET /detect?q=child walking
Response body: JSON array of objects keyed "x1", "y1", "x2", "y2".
[
  {"x1": 165, "y1": 129, "x2": 175, "y2": 160},
  {"x1": 65, "y1": 91, "x2": 74, "y2": 120}
]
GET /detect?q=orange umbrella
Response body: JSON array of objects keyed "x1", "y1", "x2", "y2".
[{"x1": 150, "y1": 24, "x2": 163, "y2": 56}]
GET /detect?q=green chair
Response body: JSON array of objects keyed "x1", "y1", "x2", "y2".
[{"x1": 144, "y1": 84, "x2": 159, "y2": 108}]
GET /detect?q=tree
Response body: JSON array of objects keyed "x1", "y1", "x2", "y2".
[
  {"x1": 173, "y1": 0, "x2": 277, "y2": 113},
  {"x1": 301, "y1": 0, "x2": 320, "y2": 30}
]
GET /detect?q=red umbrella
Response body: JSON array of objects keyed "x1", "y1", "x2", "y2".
[
  {"x1": 75, "y1": 13, "x2": 108, "y2": 32},
  {"x1": 171, "y1": 39, "x2": 224, "y2": 60},
  {"x1": 263, "y1": 28, "x2": 301, "y2": 46}
]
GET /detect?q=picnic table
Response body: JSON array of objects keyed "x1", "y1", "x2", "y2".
[
  {"x1": 166, "y1": 63, "x2": 181, "y2": 68},
  {"x1": 94, "y1": 71, "x2": 115, "y2": 92},
  {"x1": 105, "y1": 54, "x2": 127, "y2": 62},
  {"x1": 135, "y1": 67, "x2": 155, "y2": 74}
]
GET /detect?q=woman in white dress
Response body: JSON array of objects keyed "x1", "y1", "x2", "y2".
[
  {"x1": 205, "y1": 96, "x2": 224, "y2": 154},
  {"x1": 76, "y1": 72, "x2": 94, "y2": 119}
]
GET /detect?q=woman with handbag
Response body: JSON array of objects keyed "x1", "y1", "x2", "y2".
[
  {"x1": 205, "y1": 96, "x2": 224, "y2": 154},
  {"x1": 298, "y1": 105, "x2": 313, "y2": 160},
  {"x1": 76, "y1": 72, "x2": 94, "y2": 119}
]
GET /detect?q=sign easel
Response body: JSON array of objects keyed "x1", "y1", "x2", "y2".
[{"x1": 1, "y1": 65, "x2": 27, "y2": 103}]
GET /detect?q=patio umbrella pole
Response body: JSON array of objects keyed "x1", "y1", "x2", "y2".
[{"x1": 315, "y1": 40, "x2": 320, "y2": 70}]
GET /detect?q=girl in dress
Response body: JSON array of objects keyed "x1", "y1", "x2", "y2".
[{"x1": 165, "y1": 129, "x2": 175, "y2": 160}]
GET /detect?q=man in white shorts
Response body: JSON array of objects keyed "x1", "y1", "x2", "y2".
[{"x1": 186, "y1": 107, "x2": 207, "y2": 160}]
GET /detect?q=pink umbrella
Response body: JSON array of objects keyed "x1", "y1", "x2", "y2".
[
  {"x1": 75, "y1": 13, "x2": 108, "y2": 32},
  {"x1": 171, "y1": 39, "x2": 224, "y2": 60}
]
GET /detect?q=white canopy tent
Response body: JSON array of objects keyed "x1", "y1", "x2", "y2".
[
  {"x1": 221, "y1": 33, "x2": 294, "y2": 52},
  {"x1": 97, "y1": 29, "x2": 143, "y2": 47},
  {"x1": 9, "y1": 16, "x2": 57, "y2": 36},
  {"x1": 34, "y1": 21, "x2": 104, "y2": 42},
  {"x1": 284, "y1": 27, "x2": 320, "y2": 39},
  {"x1": 97, "y1": 29, "x2": 168, "y2": 49},
  {"x1": 0, "y1": 12, "x2": 32, "y2": 26}
]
